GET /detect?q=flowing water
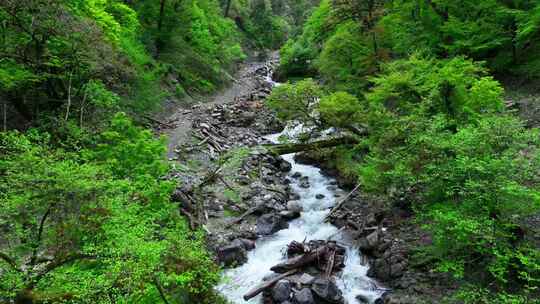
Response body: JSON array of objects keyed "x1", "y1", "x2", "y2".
[{"x1": 216, "y1": 125, "x2": 384, "y2": 303}]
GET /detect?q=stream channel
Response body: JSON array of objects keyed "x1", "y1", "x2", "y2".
[{"x1": 216, "y1": 67, "x2": 385, "y2": 303}]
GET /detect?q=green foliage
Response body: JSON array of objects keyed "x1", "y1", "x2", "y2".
[
  {"x1": 267, "y1": 78, "x2": 323, "y2": 125},
  {"x1": 279, "y1": 0, "x2": 332, "y2": 76},
  {"x1": 319, "y1": 91, "x2": 362, "y2": 128},
  {"x1": 448, "y1": 284, "x2": 540, "y2": 304},
  {"x1": 317, "y1": 22, "x2": 374, "y2": 94},
  {"x1": 0, "y1": 115, "x2": 222, "y2": 303},
  {"x1": 353, "y1": 57, "x2": 540, "y2": 295},
  {"x1": 381, "y1": 0, "x2": 540, "y2": 78}
]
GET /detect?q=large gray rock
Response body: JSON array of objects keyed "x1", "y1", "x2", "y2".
[
  {"x1": 294, "y1": 288, "x2": 316, "y2": 304},
  {"x1": 279, "y1": 160, "x2": 292, "y2": 172},
  {"x1": 299, "y1": 273, "x2": 315, "y2": 285},
  {"x1": 356, "y1": 294, "x2": 370, "y2": 304},
  {"x1": 358, "y1": 230, "x2": 380, "y2": 252},
  {"x1": 280, "y1": 210, "x2": 301, "y2": 220},
  {"x1": 311, "y1": 278, "x2": 344, "y2": 304},
  {"x1": 367, "y1": 249, "x2": 407, "y2": 281},
  {"x1": 299, "y1": 176, "x2": 310, "y2": 188},
  {"x1": 238, "y1": 238, "x2": 256, "y2": 251},
  {"x1": 217, "y1": 239, "x2": 247, "y2": 267},
  {"x1": 287, "y1": 200, "x2": 303, "y2": 213},
  {"x1": 272, "y1": 280, "x2": 292, "y2": 302},
  {"x1": 257, "y1": 213, "x2": 289, "y2": 235}
]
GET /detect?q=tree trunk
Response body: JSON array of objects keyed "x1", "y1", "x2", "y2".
[
  {"x1": 64, "y1": 72, "x2": 73, "y2": 121},
  {"x1": 2, "y1": 97, "x2": 6, "y2": 132},
  {"x1": 79, "y1": 90, "x2": 87, "y2": 128},
  {"x1": 224, "y1": 0, "x2": 232, "y2": 17},
  {"x1": 263, "y1": 136, "x2": 359, "y2": 155},
  {"x1": 270, "y1": 246, "x2": 329, "y2": 273},
  {"x1": 156, "y1": 0, "x2": 166, "y2": 56}
]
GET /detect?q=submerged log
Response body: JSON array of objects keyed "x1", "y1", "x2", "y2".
[{"x1": 264, "y1": 136, "x2": 359, "y2": 155}]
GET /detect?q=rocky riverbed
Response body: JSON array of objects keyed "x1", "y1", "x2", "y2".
[{"x1": 156, "y1": 55, "x2": 453, "y2": 304}]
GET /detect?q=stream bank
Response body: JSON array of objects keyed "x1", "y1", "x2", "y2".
[{"x1": 158, "y1": 56, "x2": 451, "y2": 304}]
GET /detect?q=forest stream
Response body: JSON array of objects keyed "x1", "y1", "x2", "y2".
[{"x1": 201, "y1": 59, "x2": 385, "y2": 303}]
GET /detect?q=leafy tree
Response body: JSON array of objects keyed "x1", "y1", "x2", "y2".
[
  {"x1": 317, "y1": 22, "x2": 375, "y2": 94},
  {"x1": 279, "y1": 0, "x2": 333, "y2": 77},
  {"x1": 0, "y1": 114, "x2": 223, "y2": 304},
  {"x1": 267, "y1": 78, "x2": 324, "y2": 129}
]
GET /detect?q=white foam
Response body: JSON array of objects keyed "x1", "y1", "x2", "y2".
[{"x1": 217, "y1": 127, "x2": 383, "y2": 303}]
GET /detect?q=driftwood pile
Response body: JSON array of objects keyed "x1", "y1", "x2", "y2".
[
  {"x1": 191, "y1": 119, "x2": 231, "y2": 159},
  {"x1": 243, "y1": 240, "x2": 346, "y2": 301}
]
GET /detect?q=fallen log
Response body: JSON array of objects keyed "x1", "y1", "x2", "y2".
[
  {"x1": 243, "y1": 269, "x2": 298, "y2": 301},
  {"x1": 271, "y1": 246, "x2": 329, "y2": 273},
  {"x1": 324, "y1": 184, "x2": 361, "y2": 222},
  {"x1": 264, "y1": 136, "x2": 359, "y2": 155},
  {"x1": 325, "y1": 249, "x2": 336, "y2": 278}
]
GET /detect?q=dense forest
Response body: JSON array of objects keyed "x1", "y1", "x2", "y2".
[{"x1": 1, "y1": 0, "x2": 539, "y2": 304}]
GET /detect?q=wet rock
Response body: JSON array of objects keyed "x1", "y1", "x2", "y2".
[
  {"x1": 311, "y1": 278, "x2": 344, "y2": 304},
  {"x1": 299, "y1": 179, "x2": 311, "y2": 189},
  {"x1": 272, "y1": 280, "x2": 292, "y2": 302},
  {"x1": 217, "y1": 239, "x2": 247, "y2": 267},
  {"x1": 280, "y1": 210, "x2": 301, "y2": 220},
  {"x1": 279, "y1": 160, "x2": 292, "y2": 172},
  {"x1": 315, "y1": 194, "x2": 325, "y2": 200},
  {"x1": 238, "y1": 238, "x2": 256, "y2": 251},
  {"x1": 257, "y1": 213, "x2": 289, "y2": 235},
  {"x1": 366, "y1": 213, "x2": 378, "y2": 227},
  {"x1": 358, "y1": 230, "x2": 380, "y2": 252},
  {"x1": 290, "y1": 193, "x2": 301, "y2": 200},
  {"x1": 356, "y1": 294, "x2": 370, "y2": 304},
  {"x1": 299, "y1": 273, "x2": 315, "y2": 285},
  {"x1": 368, "y1": 255, "x2": 407, "y2": 281},
  {"x1": 293, "y1": 288, "x2": 316, "y2": 304},
  {"x1": 292, "y1": 172, "x2": 302, "y2": 179},
  {"x1": 287, "y1": 200, "x2": 303, "y2": 213}
]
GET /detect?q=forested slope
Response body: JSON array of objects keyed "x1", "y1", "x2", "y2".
[
  {"x1": 0, "y1": 1, "x2": 316, "y2": 303},
  {"x1": 269, "y1": 0, "x2": 540, "y2": 303}
]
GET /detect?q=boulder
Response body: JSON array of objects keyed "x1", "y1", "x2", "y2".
[
  {"x1": 287, "y1": 200, "x2": 303, "y2": 213},
  {"x1": 368, "y1": 256, "x2": 407, "y2": 281},
  {"x1": 298, "y1": 273, "x2": 315, "y2": 285},
  {"x1": 293, "y1": 288, "x2": 316, "y2": 304},
  {"x1": 358, "y1": 230, "x2": 380, "y2": 252},
  {"x1": 217, "y1": 239, "x2": 247, "y2": 267},
  {"x1": 257, "y1": 213, "x2": 289, "y2": 235},
  {"x1": 279, "y1": 160, "x2": 292, "y2": 172},
  {"x1": 238, "y1": 238, "x2": 256, "y2": 251},
  {"x1": 290, "y1": 193, "x2": 301, "y2": 200},
  {"x1": 272, "y1": 280, "x2": 292, "y2": 302},
  {"x1": 292, "y1": 172, "x2": 302, "y2": 179},
  {"x1": 315, "y1": 194, "x2": 325, "y2": 200},
  {"x1": 311, "y1": 278, "x2": 344, "y2": 304},
  {"x1": 280, "y1": 210, "x2": 301, "y2": 220},
  {"x1": 299, "y1": 180, "x2": 311, "y2": 189},
  {"x1": 356, "y1": 294, "x2": 370, "y2": 304}
]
